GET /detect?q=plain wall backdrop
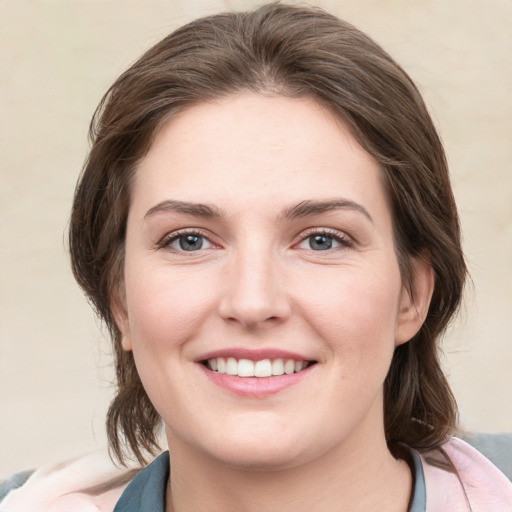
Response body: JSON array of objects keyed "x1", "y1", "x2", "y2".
[{"x1": 1, "y1": 0, "x2": 511, "y2": 475}]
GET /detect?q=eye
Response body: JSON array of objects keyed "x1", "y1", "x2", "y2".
[
  {"x1": 160, "y1": 230, "x2": 213, "y2": 252},
  {"x1": 297, "y1": 230, "x2": 352, "y2": 251}
]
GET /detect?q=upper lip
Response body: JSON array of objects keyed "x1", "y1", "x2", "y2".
[{"x1": 195, "y1": 348, "x2": 314, "y2": 362}]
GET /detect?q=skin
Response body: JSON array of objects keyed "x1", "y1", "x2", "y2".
[{"x1": 114, "y1": 93, "x2": 434, "y2": 512}]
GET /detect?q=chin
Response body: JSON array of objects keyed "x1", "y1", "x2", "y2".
[
  {"x1": 210, "y1": 442, "x2": 308, "y2": 472},
  {"x1": 191, "y1": 420, "x2": 325, "y2": 472}
]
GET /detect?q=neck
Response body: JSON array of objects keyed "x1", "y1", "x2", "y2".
[{"x1": 165, "y1": 423, "x2": 412, "y2": 512}]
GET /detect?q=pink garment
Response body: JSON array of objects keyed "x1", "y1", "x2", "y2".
[
  {"x1": 420, "y1": 437, "x2": 512, "y2": 511},
  {"x1": 1, "y1": 438, "x2": 511, "y2": 511}
]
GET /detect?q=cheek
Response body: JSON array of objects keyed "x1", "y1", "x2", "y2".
[
  {"x1": 123, "y1": 262, "x2": 218, "y2": 350},
  {"x1": 295, "y1": 262, "x2": 403, "y2": 348},
  {"x1": 121, "y1": 266, "x2": 217, "y2": 417}
]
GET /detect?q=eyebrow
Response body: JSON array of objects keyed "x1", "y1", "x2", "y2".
[
  {"x1": 144, "y1": 199, "x2": 224, "y2": 220},
  {"x1": 144, "y1": 198, "x2": 373, "y2": 223},
  {"x1": 280, "y1": 199, "x2": 373, "y2": 223}
]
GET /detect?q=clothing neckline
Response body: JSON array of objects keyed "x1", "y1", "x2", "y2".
[{"x1": 113, "y1": 450, "x2": 426, "y2": 512}]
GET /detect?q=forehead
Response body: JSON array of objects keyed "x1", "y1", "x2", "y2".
[{"x1": 131, "y1": 93, "x2": 390, "y2": 224}]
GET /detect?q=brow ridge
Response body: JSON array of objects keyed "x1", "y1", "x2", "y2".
[
  {"x1": 144, "y1": 198, "x2": 372, "y2": 223},
  {"x1": 145, "y1": 199, "x2": 223, "y2": 219},
  {"x1": 280, "y1": 198, "x2": 373, "y2": 222}
]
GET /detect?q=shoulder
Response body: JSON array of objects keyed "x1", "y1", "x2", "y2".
[
  {"x1": 0, "y1": 451, "x2": 140, "y2": 511},
  {"x1": 418, "y1": 435, "x2": 512, "y2": 512},
  {"x1": 459, "y1": 431, "x2": 512, "y2": 480},
  {"x1": 0, "y1": 471, "x2": 34, "y2": 502}
]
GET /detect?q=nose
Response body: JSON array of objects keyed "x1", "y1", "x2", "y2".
[{"x1": 218, "y1": 246, "x2": 291, "y2": 329}]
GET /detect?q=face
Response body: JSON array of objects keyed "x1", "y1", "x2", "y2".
[{"x1": 116, "y1": 94, "x2": 431, "y2": 471}]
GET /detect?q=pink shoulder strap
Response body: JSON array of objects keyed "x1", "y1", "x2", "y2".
[{"x1": 419, "y1": 437, "x2": 512, "y2": 512}]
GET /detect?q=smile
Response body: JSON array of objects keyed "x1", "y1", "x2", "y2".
[{"x1": 204, "y1": 357, "x2": 313, "y2": 377}]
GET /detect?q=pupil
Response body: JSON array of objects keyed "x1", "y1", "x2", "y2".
[
  {"x1": 179, "y1": 235, "x2": 203, "y2": 251},
  {"x1": 310, "y1": 235, "x2": 332, "y2": 251}
]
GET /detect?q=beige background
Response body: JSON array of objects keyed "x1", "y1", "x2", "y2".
[{"x1": 1, "y1": 0, "x2": 511, "y2": 475}]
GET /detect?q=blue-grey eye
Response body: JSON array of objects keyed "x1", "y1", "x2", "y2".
[
  {"x1": 178, "y1": 234, "x2": 203, "y2": 251},
  {"x1": 167, "y1": 233, "x2": 212, "y2": 252},
  {"x1": 309, "y1": 234, "x2": 333, "y2": 251},
  {"x1": 297, "y1": 232, "x2": 347, "y2": 251}
]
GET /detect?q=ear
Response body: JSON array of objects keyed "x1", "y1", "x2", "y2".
[
  {"x1": 110, "y1": 287, "x2": 133, "y2": 352},
  {"x1": 395, "y1": 254, "x2": 434, "y2": 346}
]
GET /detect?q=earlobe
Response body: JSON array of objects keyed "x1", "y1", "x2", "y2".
[
  {"x1": 121, "y1": 335, "x2": 133, "y2": 352},
  {"x1": 395, "y1": 255, "x2": 435, "y2": 346},
  {"x1": 110, "y1": 289, "x2": 133, "y2": 352}
]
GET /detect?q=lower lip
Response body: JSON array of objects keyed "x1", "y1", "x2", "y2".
[{"x1": 198, "y1": 364, "x2": 314, "y2": 397}]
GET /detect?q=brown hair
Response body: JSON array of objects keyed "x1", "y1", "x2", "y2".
[{"x1": 70, "y1": 3, "x2": 466, "y2": 466}]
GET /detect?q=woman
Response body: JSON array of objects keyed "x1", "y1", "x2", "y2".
[{"x1": 1, "y1": 3, "x2": 510, "y2": 511}]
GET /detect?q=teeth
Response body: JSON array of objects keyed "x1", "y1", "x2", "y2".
[
  {"x1": 271, "y1": 359, "x2": 284, "y2": 376},
  {"x1": 206, "y1": 357, "x2": 310, "y2": 377},
  {"x1": 226, "y1": 357, "x2": 238, "y2": 375},
  {"x1": 238, "y1": 359, "x2": 255, "y2": 377},
  {"x1": 284, "y1": 359, "x2": 295, "y2": 375},
  {"x1": 254, "y1": 359, "x2": 272, "y2": 377}
]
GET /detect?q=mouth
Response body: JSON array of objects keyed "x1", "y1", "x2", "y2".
[{"x1": 201, "y1": 357, "x2": 316, "y2": 378}]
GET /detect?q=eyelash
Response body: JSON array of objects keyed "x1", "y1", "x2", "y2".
[
  {"x1": 157, "y1": 227, "x2": 353, "y2": 253},
  {"x1": 296, "y1": 228, "x2": 354, "y2": 251},
  {"x1": 157, "y1": 229, "x2": 214, "y2": 251}
]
